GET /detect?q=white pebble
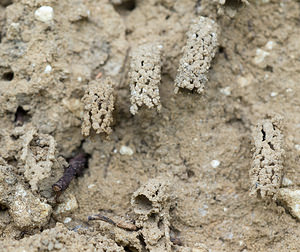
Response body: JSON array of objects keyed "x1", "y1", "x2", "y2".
[
  {"x1": 253, "y1": 48, "x2": 269, "y2": 65},
  {"x1": 199, "y1": 207, "x2": 208, "y2": 217},
  {"x1": 77, "y1": 76, "x2": 82, "y2": 82},
  {"x1": 265, "y1": 41, "x2": 275, "y2": 51},
  {"x1": 54, "y1": 194, "x2": 78, "y2": 216},
  {"x1": 63, "y1": 217, "x2": 72, "y2": 224},
  {"x1": 270, "y1": 92, "x2": 278, "y2": 97},
  {"x1": 210, "y1": 160, "x2": 220, "y2": 168},
  {"x1": 120, "y1": 146, "x2": 134, "y2": 156},
  {"x1": 226, "y1": 233, "x2": 234, "y2": 240},
  {"x1": 219, "y1": 86, "x2": 231, "y2": 96},
  {"x1": 35, "y1": 6, "x2": 54, "y2": 23},
  {"x1": 87, "y1": 184, "x2": 96, "y2": 189},
  {"x1": 282, "y1": 177, "x2": 293, "y2": 187},
  {"x1": 295, "y1": 144, "x2": 300, "y2": 151},
  {"x1": 44, "y1": 65, "x2": 52, "y2": 73}
]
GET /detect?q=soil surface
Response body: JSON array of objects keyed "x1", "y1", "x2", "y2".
[{"x1": 0, "y1": 0, "x2": 300, "y2": 251}]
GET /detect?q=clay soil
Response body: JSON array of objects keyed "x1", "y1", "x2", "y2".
[{"x1": 0, "y1": 0, "x2": 300, "y2": 251}]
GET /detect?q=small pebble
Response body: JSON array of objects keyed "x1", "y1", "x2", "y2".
[
  {"x1": 87, "y1": 184, "x2": 95, "y2": 189},
  {"x1": 54, "y1": 194, "x2": 78, "y2": 216},
  {"x1": 210, "y1": 160, "x2": 220, "y2": 168},
  {"x1": 219, "y1": 86, "x2": 231, "y2": 96},
  {"x1": 270, "y1": 92, "x2": 278, "y2": 97},
  {"x1": 253, "y1": 48, "x2": 269, "y2": 65},
  {"x1": 63, "y1": 217, "x2": 72, "y2": 224},
  {"x1": 278, "y1": 188, "x2": 300, "y2": 220},
  {"x1": 294, "y1": 144, "x2": 300, "y2": 151},
  {"x1": 120, "y1": 146, "x2": 134, "y2": 156},
  {"x1": 282, "y1": 177, "x2": 293, "y2": 187},
  {"x1": 54, "y1": 242, "x2": 63, "y2": 249},
  {"x1": 48, "y1": 242, "x2": 54, "y2": 251},
  {"x1": 265, "y1": 41, "x2": 275, "y2": 51},
  {"x1": 44, "y1": 65, "x2": 52, "y2": 73},
  {"x1": 199, "y1": 206, "x2": 208, "y2": 217},
  {"x1": 35, "y1": 6, "x2": 54, "y2": 23}
]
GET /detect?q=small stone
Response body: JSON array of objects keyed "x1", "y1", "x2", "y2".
[
  {"x1": 278, "y1": 188, "x2": 300, "y2": 220},
  {"x1": 120, "y1": 146, "x2": 134, "y2": 156},
  {"x1": 9, "y1": 185, "x2": 52, "y2": 229},
  {"x1": 44, "y1": 65, "x2": 52, "y2": 73},
  {"x1": 226, "y1": 7, "x2": 237, "y2": 18},
  {"x1": 294, "y1": 144, "x2": 300, "y2": 151},
  {"x1": 210, "y1": 160, "x2": 220, "y2": 168},
  {"x1": 63, "y1": 217, "x2": 72, "y2": 224},
  {"x1": 54, "y1": 194, "x2": 78, "y2": 217},
  {"x1": 87, "y1": 184, "x2": 96, "y2": 189},
  {"x1": 54, "y1": 242, "x2": 63, "y2": 249},
  {"x1": 265, "y1": 41, "x2": 275, "y2": 50},
  {"x1": 199, "y1": 207, "x2": 208, "y2": 217},
  {"x1": 253, "y1": 48, "x2": 269, "y2": 66},
  {"x1": 270, "y1": 92, "x2": 278, "y2": 97},
  {"x1": 35, "y1": 6, "x2": 54, "y2": 23},
  {"x1": 48, "y1": 242, "x2": 54, "y2": 251},
  {"x1": 219, "y1": 86, "x2": 231, "y2": 96},
  {"x1": 192, "y1": 243, "x2": 209, "y2": 252},
  {"x1": 6, "y1": 22, "x2": 21, "y2": 40},
  {"x1": 282, "y1": 177, "x2": 293, "y2": 187}
]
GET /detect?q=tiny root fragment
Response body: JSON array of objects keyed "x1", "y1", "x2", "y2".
[
  {"x1": 52, "y1": 152, "x2": 88, "y2": 195},
  {"x1": 88, "y1": 213, "x2": 138, "y2": 231}
]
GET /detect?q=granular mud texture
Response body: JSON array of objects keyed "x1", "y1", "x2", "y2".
[{"x1": 1, "y1": 0, "x2": 300, "y2": 251}]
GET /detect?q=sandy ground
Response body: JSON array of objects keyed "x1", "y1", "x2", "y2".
[{"x1": 0, "y1": 0, "x2": 300, "y2": 251}]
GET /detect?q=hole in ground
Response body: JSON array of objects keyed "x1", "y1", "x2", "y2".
[
  {"x1": 0, "y1": 0, "x2": 13, "y2": 7},
  {"x1": 2, "y1": 71, "x2": 14, "y2": 81},
  {"x1": 134, "y1": 194, "x2": 153, "y2": 211},
  {"x1": 224, "y1": 0, "x2": 244, "y2": 8},
  {"x1": 112, "y1": 0, "x2": 136, "y2": 15},
  {"x1": 14, "y1": 106, "x2": 30, "y2": 126},
  {"x1": 187, "y1": 169, "x2": 195, "y2": 178}
]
